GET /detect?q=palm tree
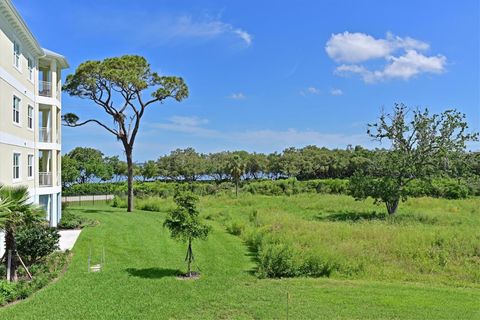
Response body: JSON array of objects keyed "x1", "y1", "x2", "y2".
[
  {"x1": 228, "y1": 155, "x2": 245, "y2": 197},
  {"x1": 0, "y1": 186, "x2": 43, "y2": 281}
]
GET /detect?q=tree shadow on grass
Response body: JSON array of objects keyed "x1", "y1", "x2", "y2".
[
  {"x1": 125, "y1": 267, "x2": 180, "y2": 279},
  {"x1": 316, "y1": 210, "x2": 387, "y2": 222}
]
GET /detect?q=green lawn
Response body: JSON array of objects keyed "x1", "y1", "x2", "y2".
[{"x1": 1, "y1": 196, "x2": 479, "y2": 319}]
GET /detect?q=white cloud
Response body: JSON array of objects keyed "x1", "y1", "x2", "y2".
[
  {"x1": 382, "y1": 50, "x2": 446, "y2": 79},
  {"x1": 325, "y1": 31, "x2": 429, "y2": 63},
  {"x1": 230, "y1": 92, "x2": 247, "y2": 100},
  {"x1": 80, "y1": 10, "x2": 253, "y2": 47},
  {"x1": 335, "y1": 51, "x2": 446, "y2": 83},
  {"x1": 235, "y1": 129, "x2": 369, "y2": 149},
  {"x1": 330, "y1": 88, "x2": 343, "y2": 96},
  {"x1": 152, "y1": 116, "x2": 216, "y2": 136},
  {"x1": 150, "y1": 116, "x2": 373, "y2": 151},
  {"x1": 234, "y1": 29, "x2": 253, "y2": 46},
  {"x1": 326, "y1": 31, "x2": 446, "y2": 82},
  {"x1": 300, "y1": 86, "x2": 321, "y2": 96},
  {"x1": 168, "y1": 15, "x2": 253, "y2": 46}
]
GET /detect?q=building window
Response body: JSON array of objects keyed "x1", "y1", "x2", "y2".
[
  {"x1": 28, "y1": 105, "x2": 34, "y2": 129},
  {"x1": 27, "y1": 57, "x2": 34, "y2": 80},
  {"x1": 28, "y1": 154, "x2": 34, "y2": 178},
  {"x1": 13, "y1": 41, "x2": 20, "y2": 69},
  {"x1": 13, "y1": 96, "x2": 20, "y2": 124},
  {"x1": 13, "y1": 153, "x2": 20, "y2": 180}
]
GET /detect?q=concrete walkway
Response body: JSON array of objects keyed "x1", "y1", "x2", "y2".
[{"x1": 58, "y1": 230, "x2": 82, "y2": 251}]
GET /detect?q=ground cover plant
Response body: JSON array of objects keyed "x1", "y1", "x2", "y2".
[
  {"x1": 112, "y1": 194, "x2": 480, "y2": 286},
  {"x1": 0, "y1": 198, "x2": 478, "y2": 319}
]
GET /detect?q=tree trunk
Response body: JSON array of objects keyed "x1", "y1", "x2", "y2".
[
  {"x1": 386, "y1": 198, "x2": 400, "y2": 215},
  {"x1": 4, "y1": 224, "x2": 17, "y2": 282},
  {"x1": 186, "y1": 238, "x2": 193, "y2": 277},
  {"x1": 235, "y1": 180, "x2": 238, "y2": 197},
  {"x1": 126, "y1": 148, "x2": 134, "y2": 212}
]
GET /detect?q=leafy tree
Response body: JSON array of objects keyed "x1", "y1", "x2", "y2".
[
  {"x1": 162, "y1": 148, "x2": 204, "y2": 181},
  {"x1": 67, "y1": 147, "x2": 107, "y2": 183},
  {"x1": 350, "y1": 104, "x2": 478, "y2": 215},
  {"x1": 61, "y1": 155, "x2": 80, "y2": 188},
  {"x1": 63, "y1": 55, "x2": 188, "y2": 212},
  {"x1": 163, "y1": 191, "x2": 210, "y2": 277},
  {"x1": 228, "y1": 155, "x2": 245, "y2": 196},
  {"x1": 0, "y1": 186, "x2": 43, "y2": 281},
  {"x1": 280, "y1": 147, "x2": 301, "y2": 178},
  {"x1": 107, "y1": 156, "x2": 128, "y2": 182},
  {"x1": 245, "y1": 153, "x2": 268, "y2": 179},
  {"x1": 205, "y1": 152, "x2": 231, "y2": 182},
  {"x1": 140, "y1": 160, "x2": 159, "y2": 181}
]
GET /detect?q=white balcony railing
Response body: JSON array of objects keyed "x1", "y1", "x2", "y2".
[
  {"x1": 39, "y1": 172, "x2": 52, "y2": 187},
  {"x1": 39, "y1": 127, "x2": 52, "y2": 143},
  {"x1": 38, "y1": 81, "x2": 52, "y2": 97}
]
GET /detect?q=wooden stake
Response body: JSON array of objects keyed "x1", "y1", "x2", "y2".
[{"x1": 16, "y1": 253, "x2": 32, "y2": 280}]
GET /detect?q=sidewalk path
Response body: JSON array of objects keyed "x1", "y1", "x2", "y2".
[{"x1": 58, "y1": 230, "x2": 82, "y2": 251}]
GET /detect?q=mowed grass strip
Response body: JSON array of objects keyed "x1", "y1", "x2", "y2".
[{"x1": 0, "y1": 199, "x2": 479, "y2": 319}]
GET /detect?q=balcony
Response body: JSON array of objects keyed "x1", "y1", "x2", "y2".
[
  {"x1": 39, "y1": 127, "x2": 52, "y2": 143},
  {"x1": 39, "y1": 80, "x2": 52, "y2": 97},
  {"x1": 39, "y1": 172, "x2": 52, "y2": 187}
]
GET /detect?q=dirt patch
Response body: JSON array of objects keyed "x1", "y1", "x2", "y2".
[{"x1": 176, "y1": 271, "x2": 201, "y2": 280}]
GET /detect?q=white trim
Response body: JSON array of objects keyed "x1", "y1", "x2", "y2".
[
  {"x1": 36, "y1": 95, "x2": 60, "y2": 107},
  {"x1": 0, "y1": 131, "x2": 35, "y2": 149},
  {"x1": 37, "y1": 142, "x2": 61, "y2": 151},
  {"x1": 36, "y1": 185, "x2": 61, "y2": 195},
  {"x1": 0, "y1": 65, "x2": 35, "y2": 101}
]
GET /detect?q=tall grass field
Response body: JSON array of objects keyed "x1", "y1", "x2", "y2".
[{"x1": 1, "y1": 194, "x2": 479, "y2": 319}]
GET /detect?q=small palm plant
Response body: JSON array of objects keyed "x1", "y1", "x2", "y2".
[
  {"x1": 163, "y1": 191, "x2": 210, "y2": 277},
  {"x1": 0, "y1": 185, "x2": 43, "y2": 281},
  {"x1": 228, "y1": 155, "x2": 245, "y2": 197}
]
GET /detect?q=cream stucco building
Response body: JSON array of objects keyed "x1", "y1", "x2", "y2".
[{"x1": 0, "y1": 0, "x2": 68, "y2": 227}]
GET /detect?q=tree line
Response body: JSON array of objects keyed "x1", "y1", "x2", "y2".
[{"x1": 62, "y1": 144, "x2": 480, "y2": 187}]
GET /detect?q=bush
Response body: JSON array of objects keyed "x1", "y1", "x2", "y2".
[
  {"x1": 0, "y1": 251, "x2": 69, "y2": 306},
  {"x1": 16, "y1": 223, "x2": 60, "y2": 265},
  {"x1": 59, "y1": 208, "x2": 93, "y2": 229}
]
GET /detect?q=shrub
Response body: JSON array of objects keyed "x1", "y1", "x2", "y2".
[
  {"x1": 16, "y1": 223, "x2": 60, "y2": 265},
  {"x1": 226, "y1": 221, "x2": 245, "y2": 236},
  {"x1": 0, "y1": 281, "x2": 17, "y2": 304},
  {"x1": 257, "y1": 242, "x2": 297, "y2": 278},
  {"x1": 59, "y1": 209, "x2": 92, "y2": 229}
]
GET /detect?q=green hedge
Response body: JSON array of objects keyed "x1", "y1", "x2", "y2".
[{"x1": 63, "y1": 178, "x2": 479, "y2": 199}]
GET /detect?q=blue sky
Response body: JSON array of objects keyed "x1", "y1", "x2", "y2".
[{"x1": 15, "y1": 0, "x2": 480, "y2": 160}]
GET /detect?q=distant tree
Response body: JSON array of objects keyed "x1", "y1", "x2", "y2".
[
  {"x1": 67, "y1": 147, "x2": 107, "y2": 183},
  {"x1": 140, "y1": 160, "x2": 159, "y2": 181},
  {"x1": 163, "y1": 191, "x2": 210, "y2": 277},
  {"x1": 228, "y1": 155, "x2": 245, "y2": 196},
  {"x1": 266, "y1": 152, "x2": 282, "y2": 179},
  {"x1": 0, "y1": 186, "x2": 43, "y2": 281},
  {"x1": 245, "y1": 153, "x2": 268, "y2": 179},
  {"x1": 167, "y1": 148, "x2": 204, "y2": 181},
  {"x1": 61, "y1": 155, "x2": 80, "y2": 188},
  {"x1": 279, "y1": 147, "x2": 301, "y2": 178},
  {"x1": 63, "y1": 55, "x2": 188, "y2": 212},
  {"x1": 104, "y1": 156, "x2": 126, "y2": 182},
  {"x1": 205, "y1": 152, "x2": 231, "y2": 182},
  {"x1": 350, "y1": 104, "x2": 478, "y2": 215}
]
